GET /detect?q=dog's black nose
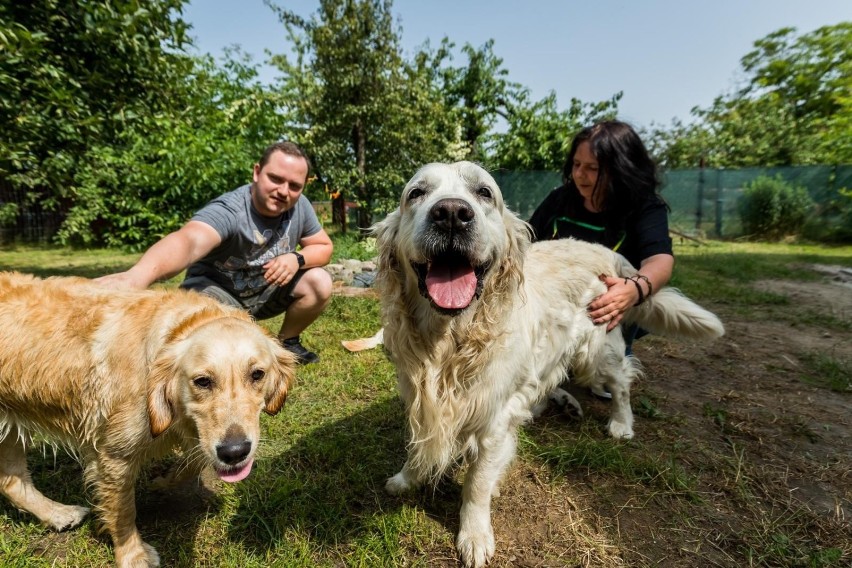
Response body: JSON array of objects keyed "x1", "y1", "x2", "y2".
[
  {"x1": 430, "y1": 198, "x2": 474, "y2": 232},
  {"x1": 216, "y1": 439, "x2": 252, "y2": 465}
]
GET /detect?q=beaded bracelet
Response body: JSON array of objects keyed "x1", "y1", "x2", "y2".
[
  {"x1": 631, "y1": 274, "x2": 653, "y2": 297},
  {"x1": 626, "y1": 277, "x2": 645, "y2": 306}
]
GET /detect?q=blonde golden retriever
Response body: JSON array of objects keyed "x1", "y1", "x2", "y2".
[
  {"x1": 373, "y1": 162, "x2": 724, "y2": 567},
  {"x1": 0, "y1": 272, "x2": 295, "y2": 568}
]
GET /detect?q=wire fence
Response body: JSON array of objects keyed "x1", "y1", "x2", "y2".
[{"x1": 0, "y1": 180, "x2": 64, "y2": 244}]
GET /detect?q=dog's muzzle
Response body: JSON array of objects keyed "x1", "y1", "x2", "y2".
[
  {"x1": 214, "y1": 424, "x2": 255, "y2": 483},
  {"x1": 413, "y1": 198, "x2": 488, "y2": 315}
]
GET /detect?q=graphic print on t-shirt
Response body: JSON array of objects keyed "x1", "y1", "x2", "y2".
[{"x1": 215, "y1": 226, "x2": 292, "y2": 298}]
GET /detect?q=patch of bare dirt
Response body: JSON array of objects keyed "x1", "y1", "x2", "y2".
[{"x1": 754, "y1": 263, "x2": 852, "y2": 324}]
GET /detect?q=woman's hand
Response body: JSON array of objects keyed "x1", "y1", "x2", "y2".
[
  {"x1": 587, "y1": 275, "x2": 640, "y2": 331},
  {"x1": 589, "y1": 254, "x2": 674, "y2": 331}
]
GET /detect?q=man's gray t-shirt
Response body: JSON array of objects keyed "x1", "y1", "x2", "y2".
[{"x1": 183, "y1": 184, "x2": 322, "y2": 300}]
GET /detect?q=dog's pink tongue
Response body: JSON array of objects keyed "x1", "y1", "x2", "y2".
[
  {"x1": 426, "y1": 264, "x2": 477, "y2": 309},
  {"x1": 217, "y1": 458, "x2": 254, "y2": 483}
]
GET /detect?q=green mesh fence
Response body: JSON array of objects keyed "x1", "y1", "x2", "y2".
[
  {"x1": 495, "y1": 165, "x2": 852, "y2": 239},
  {"x1": 3, "y1": 165, "x2": 850, "y2": 243},
  {"x1": 492, "y1": 170, "x2": 562, "y2": 220}
]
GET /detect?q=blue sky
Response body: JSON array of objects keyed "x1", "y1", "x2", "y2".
[{"x1": 183, "y1": 0, "x2": 851, "y2": 130}]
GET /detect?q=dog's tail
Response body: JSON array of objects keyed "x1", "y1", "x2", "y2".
[
  {"x1": 613, "y1": 253, "x2": 724, "y2": 341},
  {"x1": 625, "y1": 287, "x2": 724, "y2": 340},
  {"x1": 341, "y1": 328, "x2": 384, "y2": 352}
]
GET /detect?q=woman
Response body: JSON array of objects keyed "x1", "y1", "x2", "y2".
[{"x1": 528, "y1": 120, "x2": 673, "y2": 383}]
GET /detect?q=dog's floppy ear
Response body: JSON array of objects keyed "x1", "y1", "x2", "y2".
[
  {"x1": 264, "y1": 342, "x2": 296, "y2": 415},
  {"x1": 499, "y1": 211, "x2": 531, "y2": 285},
  {"x1": 147, "y1": 349, "x2": 180, "y2": 437},
  {"x1": 373, "y1": 210, "x2": 401, "y2": 272}
]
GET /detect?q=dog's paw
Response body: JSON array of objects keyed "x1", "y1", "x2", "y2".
[
  {"x1": 608, "y1": 420, "x2": 634, "y2": 440},
  {"x1": 530, "y1": 398, "x2": 548, "y2": 419},
  {"x1": 549, "y1": 388, "x2": 583, "y2": 418},
  {"x1": 47, "y1": 504, "x2": 90, "y2": 532},
  {"x1": 115, "y1": 541, "x2": 160, "y2": 567},
  {"x1": 142, "y1": 542, "x2": 161, "y2": 567},
  {"x1": 385, "y1": 471, "x2": 415, "y2": 495},
  {"x1": 456, "y1": 526, "x2": 495, "y2": 568}
]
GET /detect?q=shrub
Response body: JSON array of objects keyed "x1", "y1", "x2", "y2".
[
  {"x1": 738, "y1": 175, "x2": 814, "y2": 239},
  {"x1": 802, "y1": 186, "x2": 852, "y2": 243}
]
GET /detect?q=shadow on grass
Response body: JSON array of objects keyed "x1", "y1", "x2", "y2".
[
  {"x1": 220, "y1": 395, "x2": 643, "y2": 562},
  {"x1": 0, "y1": 448, "x2": 218, "y2": 567},
  {"x1": 224, "y1": 396, "x2": 465, "y2": 560},
  {"x1": 0, "y1": 263, "x2": 133, "y2": 279}
]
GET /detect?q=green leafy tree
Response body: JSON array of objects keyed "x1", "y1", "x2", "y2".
[
  {"x1": 436, "y1": 39, "x2": 522, "y2": 162},
  {"x1": 491, "y1": 91, "x2": 621, "y2": 171},
  {"x1": 0, "y1": 0, "x2": 191, "y2": 224},
  {"x1": 57, "y1": 51, "x2": 293, "y2": 249},
  {"x1": 431, "y1": 39, "x2": 621, "y2": 171},
  {"x1": 2, "y1": 2, "x2": 292, "y2": 248},
  {"x1": 643, "y1": 119, "x2": 708, "y2": 169},
  {"x1": 268, "y1": 0, "x2": 462, "y2": 227},
  {"x1": 647, "y1": 23, "x2": 852, "y2": 168}
]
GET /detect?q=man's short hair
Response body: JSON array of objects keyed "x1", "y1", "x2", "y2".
[{"x1": 258, "y1": 141, "x2": 311, "y2": 173}]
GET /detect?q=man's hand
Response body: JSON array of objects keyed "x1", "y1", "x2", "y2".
[
  {"x1": 93, "y1": 271, "x2": 147, "y2": 290},
  {"x1": 263, "y1": 253, "x2": 301, "y2": 286}
]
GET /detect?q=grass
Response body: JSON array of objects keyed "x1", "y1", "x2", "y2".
[
  {"x1": 671, "y1": 240, "x2": 852, "y2": 331},
  {"x1": 1, "y1": 238, "x2": 851, "y2": 566},
  {"x1": 798, "y1": 352, "x2": 852, "y2": 392},
  {"x1": 521, "y1": 424, "x2": 696, "y2": 495}
]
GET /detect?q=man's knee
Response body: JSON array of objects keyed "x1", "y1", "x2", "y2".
[
  {"x1": 307, "y1": 267, "x2": 333, "y2": 300},
  {"x1": 294, "y1": 267, "x2": 333, "y2": 305}
]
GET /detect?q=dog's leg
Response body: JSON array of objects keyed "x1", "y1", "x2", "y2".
[
  {"x1": 88, "y1": 455, "x2": 160, "y2": 568},
  {"x1": 149, "y1": 445, "x2": 205, "y2": 492},
  {"x1": 384, "y1": 458, "x2": 423, "y2": 495},
  {"x1": 606, "y1": 378, "x2": 634, "y2": 440},
  {"x1": 0, "y1": 435, "x2": 90, "y2": 531},
  {"x1": 456, "y1": 428, "x2": 516, "y2": 568},
  {"x1": 591, "y1": 334, "x2": 635, "y2": 440},
  {"x1": 547, "y1": 387, "x2": 584, "y2": 418},
  {"x1": 603, "y1": 347, "x2": 637, "y2": 440}
]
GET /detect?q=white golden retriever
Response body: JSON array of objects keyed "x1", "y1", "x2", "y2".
[
  {"x1": 0, "y1": 272, "x2": 295, "y2": 568},
  {"x1": 373, "y1": 162, "x2": 724, "y2": 567}
]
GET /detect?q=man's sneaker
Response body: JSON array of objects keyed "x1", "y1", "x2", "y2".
[{"x1": 280, "y1": 336, "x2": 319, "y2": 365}]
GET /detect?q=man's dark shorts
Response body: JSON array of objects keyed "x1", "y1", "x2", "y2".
[{"x1": 180, "y1": 270, "x2": 306, "y2": 320}]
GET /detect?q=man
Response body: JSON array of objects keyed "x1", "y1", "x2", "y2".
[{"x1": 96, "y1": 140, "x2": 333, "y2": 364}]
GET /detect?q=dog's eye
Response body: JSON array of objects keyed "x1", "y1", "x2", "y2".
[
  {"x1": 250, "y1": 369, "x2": 265, "y2": 382},
  {"x1": 476, "y1": 186, "x2": 493, "y2": 199},
  {"x1": 193, "y1": 376, "x2": 213, "y2": 389},
  {"x1": 407, "y1": 187, "x2": 425, "y2": 201}
]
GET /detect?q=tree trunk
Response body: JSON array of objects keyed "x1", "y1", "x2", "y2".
[
  {"x1": 332, "y1": 191, "x2": 346, "y2": 234},
  {"x1": 353, "y1": 119, "x2": 372, "y2": 228}
]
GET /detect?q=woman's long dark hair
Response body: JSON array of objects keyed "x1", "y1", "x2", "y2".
[{"x1": 560, "y1": 120, "x2": 663, "y2": 219}]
